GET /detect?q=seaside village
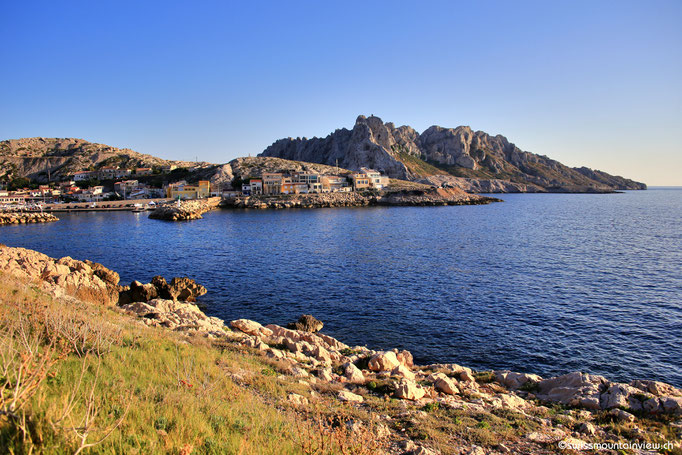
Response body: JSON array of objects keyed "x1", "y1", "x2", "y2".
[{"x1": 0, "y1": 165, "x2": 390, "y2": 208}]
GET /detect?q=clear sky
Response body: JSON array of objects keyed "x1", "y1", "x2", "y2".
[{"x1": 1, "y1": 1, "x2": 680, "y2": 185}]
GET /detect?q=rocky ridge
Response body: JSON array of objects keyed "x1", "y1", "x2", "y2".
[
  {"x1": 0, "y1": 137, "x2": 200, "y2": 183},
  {"x1": 260, "y1": 115, "x2": 647, "y2": 193}
]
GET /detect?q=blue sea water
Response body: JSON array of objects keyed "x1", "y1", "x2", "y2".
[{"x1": 2, "y1": 188, "x2": 681, "y2": 386}]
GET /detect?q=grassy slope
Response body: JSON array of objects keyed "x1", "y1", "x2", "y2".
[
  {"x1": 2, "y1": 273, "x2": 679, "y2": 455},
  {"x1": 0, "y1": 275, "x2": 324, "y2": 454}
]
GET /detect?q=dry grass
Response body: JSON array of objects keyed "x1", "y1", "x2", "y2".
[{"x1": 0, "y1": 275, "x2": 386, "y2": 454}]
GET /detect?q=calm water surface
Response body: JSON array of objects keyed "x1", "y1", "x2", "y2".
[{"x1": 2, "y1": 188, "x2": 681, "y2": 386}]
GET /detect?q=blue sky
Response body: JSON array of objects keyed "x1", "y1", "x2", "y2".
[{"x1": 1, "y1": 0, "x2": 680, "y2": 185}]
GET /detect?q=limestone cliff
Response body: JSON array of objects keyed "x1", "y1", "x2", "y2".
[{"x1": 260, "y1": 115, "x2": 647, "y2": 193}]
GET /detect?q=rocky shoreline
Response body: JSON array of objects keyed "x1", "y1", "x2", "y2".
[
  {"x1": 1, "y1": 244, "x2": 680, "y2": 454},
  {"x1": 148, "y1": 197, "x2": 221, "y2": 220},
  {"x1": 223, "y1": 187, "x2": 500, "y2": 209},
  {"x1": 0, "y1": 211, "x2": 59, "y2": 225}
]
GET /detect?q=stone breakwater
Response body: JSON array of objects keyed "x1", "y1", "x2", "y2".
[
  {"x1": 0, "y1": 211, "x2": 59, "y2": 225},
  {"x1": 223, "y1": 187, "x2": 499, "y2": 209},
  {"x1": 148, "y1": 197, "x2": 221, "y2": 221}
]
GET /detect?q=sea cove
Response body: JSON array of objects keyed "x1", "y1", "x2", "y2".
[{"x1": 3, "y1": 188, "x2": 681, "y2": 387}]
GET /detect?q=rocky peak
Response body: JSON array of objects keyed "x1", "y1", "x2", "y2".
[{"x1": 259, "y1": 115, "x2": 647, "y2": 192}]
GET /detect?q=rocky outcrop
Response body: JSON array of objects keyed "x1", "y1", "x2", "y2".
[
  {"x1": 287, "y1": 314, "x2": 324, "y2": 332},
  {"x1": 118, "y1": 276, "x2": 207, "y2": 305},
  {"x1": 0, "y1": 212, "x2": 59, "y2": 225},
  {"x1": 148, "y1": 197, "x2": 221, "y2": 221},
  {"x1": 120, "y1": 299, "x2": 226, "y2": 336},
  {"x1": 261, "y1": 115, "x2": 646, "y2": 192},
  {"x1": 222, "y1": 187, "x2": 499, "y2": 209},
  {"x1": 0, "y1": 245, "x2": 119, "y2": 305}
]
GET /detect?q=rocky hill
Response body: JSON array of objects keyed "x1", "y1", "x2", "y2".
[
  {"x1": 0, "y1": 137, "x2": 201, "y2": 183},
  {"x1": 260, "y1": 115, "x2": 647, "y2": 193}
]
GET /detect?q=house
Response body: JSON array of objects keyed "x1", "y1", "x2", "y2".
[
  {"x1": 0, "y1": 193, "x2": 26, "y2": 204},
  {"x1": 74, "y1": 186, "x2": 103, "y2": 202},
  {"x1": 99, "y1": 167, "x2": 131, "y2": 180},
  {"x1": 280, "y1": 182, "x2": 308, "y2": 194},
  {"x1": 360, "y1": 168, "x2": 390, "y2": 189},
  {"x1": 249, "y1": 179, "x2": 263, "y2": 196},
  {"x1": 73, "y1": 171, "x2": 96, "y2": 181},
  {"x1": 167, "y1": 180, "x2": 210, "y2": 199},
  {"x1": 295, "y1": 172, "x2": 320, "y2": 186},
  {"x1": 114, "y1": 180, "x2": 139, "y2": 196},
  {"x1": 350, "y1": 173, "x2": 370, "y2": 190},
  {"x1": 241, "y1": 183, "x2": 251, "y2": 196},
  {"x1": 262, "y1": 173, "x2": 283, "y2": 195},
  {"x1": 161, "y1": 164, "x2": 178, "y2": 172},
  {"x1": 135, "y1": 167, "x2": 152, "y2": 176},
  {"x1": 320, "y1": 175, "x2": 348, "y2": 192}
]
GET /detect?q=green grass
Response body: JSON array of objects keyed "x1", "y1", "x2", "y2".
[{"x1": 0, "y1": 275, "x2": 354, "y2": 454}]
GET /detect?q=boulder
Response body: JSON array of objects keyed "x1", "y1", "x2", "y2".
[
  {"x1": 84, "y1": 259, "x2": 120, "y2": 287},
  {"x1": 396, "y1": 350, "x2": 414, "y2": 368},
  {"x1": 287, "y1": 314, "x2": 324, "y2": 332},
  {"x1": 495, "y1": 371, "x2": 542, "y2": 390},
  {"x1": 368, "y1": 351, "x2": 400, "y2": 372},
  {"x1": 609, "y1": 408, "x2": 635, "y2": 422},
  {"x1": 152, "y1": 276, "x2": 207, "y2": 302},
  {"x1": 338, "y1": 390, "x2": 364, "y2": 403},
  {"x1": 317, "y1": 368, "x2": 335, "y2": 382},
  {"x1": 394, "y1": 380, "x2": 426, "y2": 400},
  {"x1": 287, "y1": 393, "x2": 309, "y2": 406},
  {"x1": 536, "y1": 372, "x2": 608, "y2": 410},
  {"x1": 600, "y1": 383, "x2": 651, "y2": 411},
  {"x1": 230, "y1": 319, "x2": 273, "y2": 337},
  {"x1": 434, "y1": 377, "x2": 459, "y2": 395},
  {"x1": 343, "y1": 362, "x2": 365, "y2": 384},
  {"x1": 126, "y1": 280, "x2": 159, "y2": 303},
  {"x1": 631, "y1": 380, "x2": 682, "y2": 397},
  {"x1": 661, "y1": 396, "x2": 682, "y2": 414},
  {"x1": 577, "y1": 422, "x2": 597, "y2": 436},
  {"x1": 120, "y1": 298, "x2": 225, "y2": 335},
  {"x1": 391, "y1": 364, "x2": 415, "y2": 381}
]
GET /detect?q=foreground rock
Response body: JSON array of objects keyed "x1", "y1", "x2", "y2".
[
  {"x1": 287, "y1": 314, "x2": 324, "y2": 332},
  {"x1": 149, "y1": 197, "x2": 221, "y2": 221},
  {"x1": 120, "y1": 299, "x2": 226, "y2": 336},
  {"x1": 0, "y1": 245, "x2": 119, "y2": 305},
  {"x1": 0, "y1": 211, "x2": 59, "y2": 225},
  {"x1": 119, "y1": 276, "x2": 207, "y2": 305}
]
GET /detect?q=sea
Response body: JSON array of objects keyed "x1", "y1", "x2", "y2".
[{"x1": 2, "y1": 187, "x2": 681, "y2": 387}]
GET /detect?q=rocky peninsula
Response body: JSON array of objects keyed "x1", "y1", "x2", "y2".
[
  {"x1": 148, "y1": 196, "x2": 221, "y2": 221},
  {"x1": 0, "y1": 211, "x2": 59, "y2": 225},
  {"x1": 223, "y1": 186, "x2": 499, "y2": 210},
  {"x1": 0, "y1": 244, "x2": 679, "y2": 454}
]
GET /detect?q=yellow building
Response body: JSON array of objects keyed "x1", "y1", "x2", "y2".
[
  {"x1": 350, "y1": 173, "x2": 370, "y2": 190},
  {"x1": 167, "y1": 180, "x2": 210, "y2": 199}
]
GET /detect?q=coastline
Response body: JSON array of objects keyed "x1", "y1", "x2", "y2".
[
  {"x1": 221, "y1": 188, "x2": 501, "y2": 210},
  {"x1": 1, "y1": 244, "x2": 680, "y2": 454}
]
